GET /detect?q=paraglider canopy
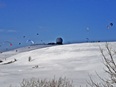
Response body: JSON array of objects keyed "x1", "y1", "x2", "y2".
[{"x1": 26, "y1": 40, "x2": 35, "y2": 44}]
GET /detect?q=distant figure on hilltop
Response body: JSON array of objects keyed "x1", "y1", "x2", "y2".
[{"x1": 56, "y1": 37, "x2": 63, "y2": 45}]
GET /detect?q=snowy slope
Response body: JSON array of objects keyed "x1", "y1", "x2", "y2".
[
  {"x1": 0, "y1": 44, "x2": 52, "y2": 60},
  {"x1": 0, "y1": 42, "x2": 116, "y2": 87}
]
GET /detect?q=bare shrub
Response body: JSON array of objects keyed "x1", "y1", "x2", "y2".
[
  {"x1": 10, "y1": 77, "x2": 73, "y2": 87},
  {"x1": 87, "y1": 43, "x2": 116, "y2": 87}
]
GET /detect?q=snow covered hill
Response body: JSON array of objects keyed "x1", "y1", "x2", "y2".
[{"x1": 0, "y1": 42, "x2": 116, "y2": 87}]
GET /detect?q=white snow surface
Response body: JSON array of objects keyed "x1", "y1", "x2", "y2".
[{"x1": 0, "y1": 42, "x2": 116, "y2": 87}]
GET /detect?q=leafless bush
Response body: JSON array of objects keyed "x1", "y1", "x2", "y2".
[
  {"x1": 87, "y1": 43, "x2": 116, "y2": 87},
  {"x1": 10, "y1": 77, "x2": 73, "y2": 87}
]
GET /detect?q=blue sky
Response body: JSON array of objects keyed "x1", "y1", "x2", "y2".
[{"x1": 0, "y1": 0, "x2": 116, "y2": 49}]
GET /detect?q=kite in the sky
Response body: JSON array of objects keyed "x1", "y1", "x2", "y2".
[
  {"x1": 107, "y1": 22, "x2": 113, "y2": 29},
  {"x1": 110, "y1": 23, "x2": 113, "y2": 26},
  {"x1": 36, "y1": 33, "x2": 39, "y2": 35},
  {"x1": 3, "y1": 41, "x2": 13, "y2": 46},
  {"x1": 18, "y1": 43, "x2": 21, "y2": 45},
  {"x1": 86, "y1": 27, "x2": 90, "y2": 31},
  {"x1": 23, "y1": 36, "x2": 26, "y2": 38}
]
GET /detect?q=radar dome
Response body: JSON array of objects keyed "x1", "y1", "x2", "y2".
[{"x1": 56, "y1": 37, "x2": 63, "y2": 45}]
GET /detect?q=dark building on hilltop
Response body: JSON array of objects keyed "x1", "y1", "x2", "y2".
[{"x1": 56, "y1": 37, "x2": 63, "y2": 45}]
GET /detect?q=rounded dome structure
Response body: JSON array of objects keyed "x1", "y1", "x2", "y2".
[{"x1": 56, "y1": 37, "x2": 63, "y2": 45}]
